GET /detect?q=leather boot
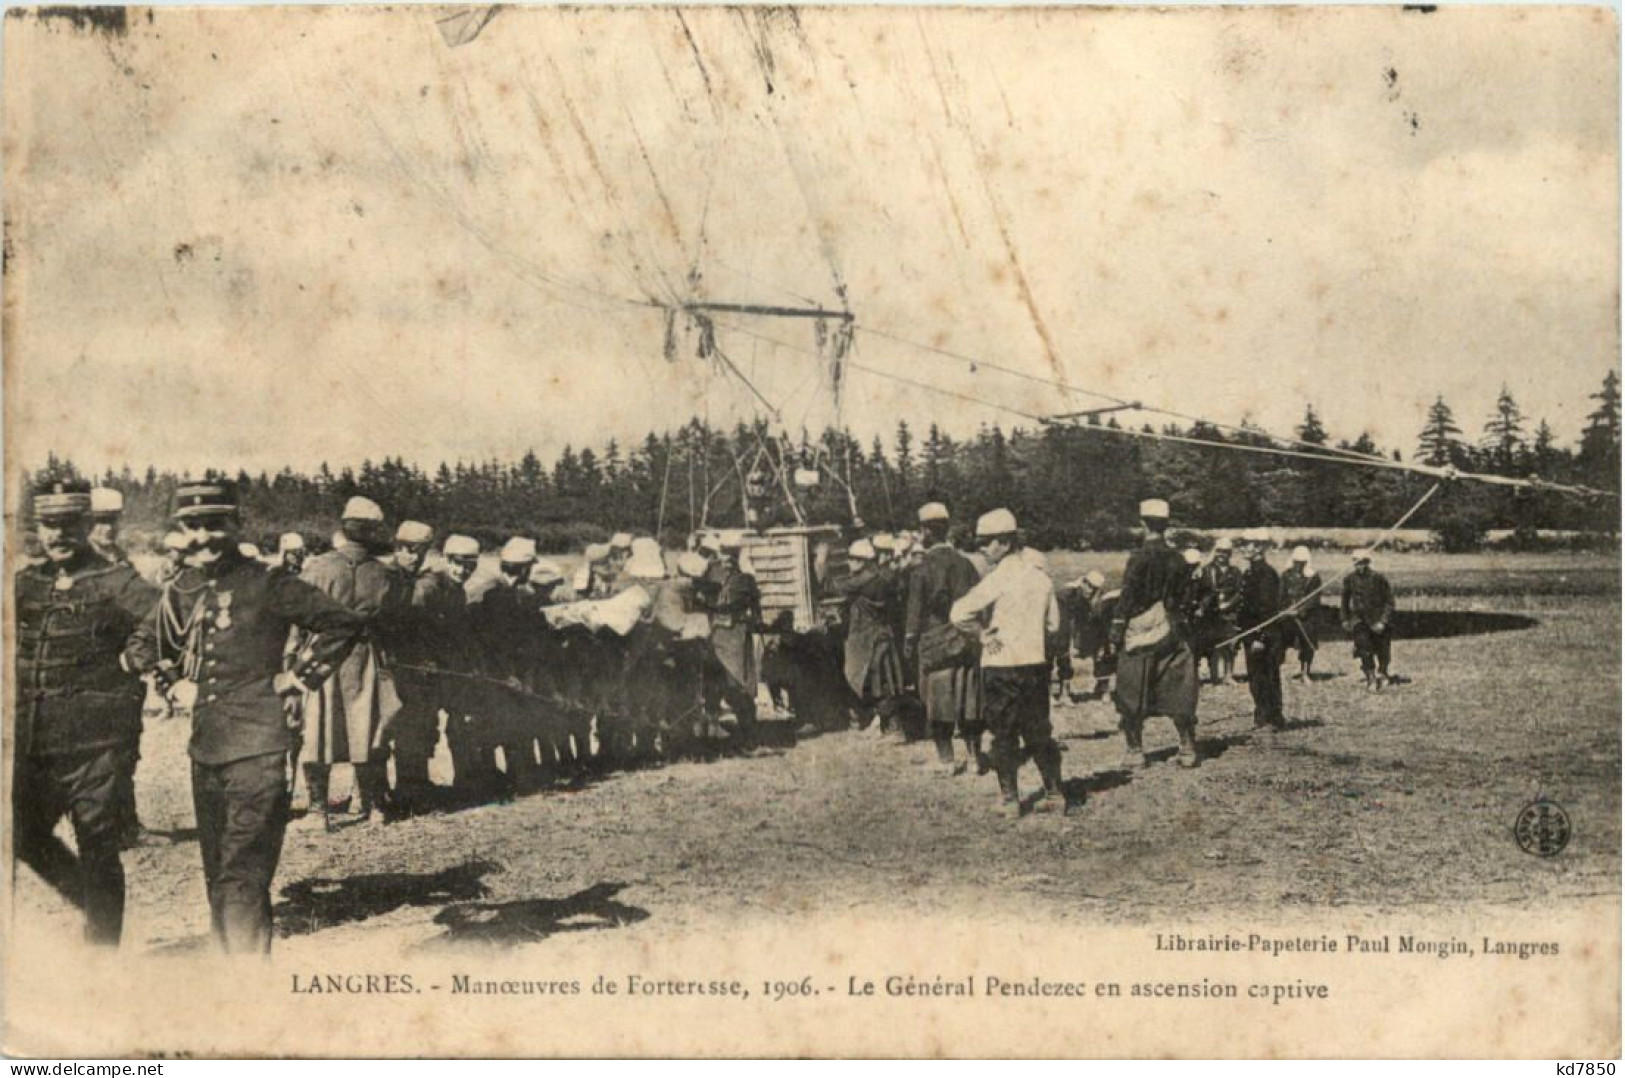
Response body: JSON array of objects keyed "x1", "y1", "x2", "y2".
[
  {"x1": 1121, "y1": 729, "x2": 1147, "y2": 770},
  {"x1": 354, "y1": 762, "x2": 390, "y2": 823},
  {"x1": 1033, "y1": 748, "x2": 1067, "y2": 814},
  {"x1": 1174, "y1": 722, "x2": 1201, "y2": 769},
  {"x1": 994, "y1": 764, "x2": 1022, "y2": 818}
]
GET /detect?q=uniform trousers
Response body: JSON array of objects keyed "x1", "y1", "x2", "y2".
[
  {"x1": 981, "y1": 665, "x2": 1057, "y2": 773},
  {"x1": 14, "y1": 744, "x2": 129, "y2": 945},
  {"x1": 191, "y1": 751, "x2": 289, "y2": 955}
]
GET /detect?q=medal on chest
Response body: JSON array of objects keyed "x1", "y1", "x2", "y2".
[{"x1": 215, "y1": 590, "x2": 234, "y2": 630}]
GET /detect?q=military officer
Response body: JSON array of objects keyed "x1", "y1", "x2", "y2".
[
  {"x1": 1197, "y1": 538, "x2": 1243, "y2": 684},
  {"x1": 1341, "y1": 550, "x2": 1396, "y2": 690},
  {"x1": 296, "y1": 496, "x2": 409, "y2": 825},
  {"x1": 834, "y1": 538, "x2": 908, "y2": 738},
  {"x1": 1280, "y1": 546, "x2": 1321, "y2": 680},
  {"x1": 438, "y1": 535, "x2": 485, "y2": 792},
  {"x1": 14, "y1": 479, "x2": 157, "y2": 945},
  {"x1": 125, "y1": 479, "x2": 365, "y2": 954},
  {"x1": 1236, "y1": 529, "x2": 1286, "y2": 729},
  {"x1": 469, "y1": 537, "x2": 548, "y2": 794},
  {"x1": 949, "y1": 509, "x2": 1069, "y2": 817},
  {"x1": 698, "y1": 534, "x2": 762, "y2": 746},
  {"x1": 1111, "y1": 499, "x2": 1201, "y2": 769}
]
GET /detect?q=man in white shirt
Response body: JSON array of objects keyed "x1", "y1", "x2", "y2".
[{"x1": 949, "y1": 509, "x2": 1071, "y2": 818}]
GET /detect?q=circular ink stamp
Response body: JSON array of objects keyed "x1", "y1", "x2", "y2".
[{"x1": 1513, "y1": 799, "x2": 1571, "y2": 857}]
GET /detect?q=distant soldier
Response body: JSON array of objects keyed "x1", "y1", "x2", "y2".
[
  {"x1": 950, "y1": 509, "x2": 1067, "y2": 816},
  {"x1": 14, "y1": 479, "x2": 157, "y2": 944},
  {"x1": 275, "y1": 533, "x2": 307, "y2": 578},
  {"x1": 574, "y1": 542, "x2": 615, "y2": 600},
  {"x1": 906, "y1": 502, "x2": 984, "y2": 774},
  {"x1": 1280, "y1": 546, "x2": 1321, "y2": 680},
  {"x1": 1061, "y1": 570, "x2": 1118, "y2": 701},
  {"x1": 88, "y1": 487, "x2": 129, "y2": 565},
  {"x1": 1236, "y1": 529, "x2": 1286, "y2": 729},
  {"x1": 698, "y1": 534, "x2": 762, "y2": 746},
  {"x1": 1196, "y1": 538, "x2": 1243, "y2": 684},
  {"x1": 127, "y1": 479, "x2": 364, "y2": 954},
  {"x1": 1111, "y1": 499, "x2": 1201, "y2": 769},
  {"x1": 835, "y1": 539, "x2": 908, "y2": 737},
  {"x1": 296, "y1": 496, "x2": 409, "y2": 825},
  {"x1": 384, "y1": 520, "x2": 461, "y2": 814},
  {"x1": 469, "y1": 538, "x2": 547, "y2": 793},
  {"x1": 438, "y1": 535, "x2": 485, "y2": 790},
  {"x1": 1341, "y1": 550, "x2": 1396, "y2": 691}
]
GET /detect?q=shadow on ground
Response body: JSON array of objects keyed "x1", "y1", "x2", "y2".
[
  {"x1": 412, "y1": 881, "x2": 649, "y2": 951},
  {"x1": 274, "y1": 858, "x2": 503, "y2": 937},
  {"x1": 1307, "y1": 607, "x2": 1537, "y2": 641}
]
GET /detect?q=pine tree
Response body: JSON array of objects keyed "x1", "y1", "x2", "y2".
[
  {"x1": 1295, "y1": 404, "x2": 1328, "y2": 446},
  {"x1": 1480, "y1": 384, "x2": 1526, "y2": 473},
  {"x1": 1415, "y1": 395, "x2": 1468, "y2": 467},
  {"x1": 1578, "y1": 370, "x2": 1621, "y2": 491}
]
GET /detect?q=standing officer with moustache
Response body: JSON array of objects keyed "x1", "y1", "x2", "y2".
[
  {"x1": 1111, "y1": 499, "x2": 1201, "y2": 769},
  {"x1": 14, "y1": 479, "x2": 157, "y2": 945},
  {"x1": 126, "y1": 479, "x2": 365, "y2": 954}
]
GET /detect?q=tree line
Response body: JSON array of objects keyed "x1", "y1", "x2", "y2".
[{"x1": 25, "y1": 372, "x2": 1621, "y2": 554}]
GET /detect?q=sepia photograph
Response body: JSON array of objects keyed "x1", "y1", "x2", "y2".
[{"x1": 2, "y1": 1, "x2": 1619, "y2": 1059}]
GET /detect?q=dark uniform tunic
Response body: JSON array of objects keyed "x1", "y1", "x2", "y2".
[
  {"x1": 1194, "y1": 560, "x2": 1242, "y2": 672},
  {"x1": 700, "y1": 561, "x2": 761, "y2": 732},
  {"x1": 469, "y1": 578, "x2": 548, "y2": 789},
  {"x1": 126, "y1": 549, "x2": 364, "y2": 953},
  {"x1": 1111, "y1": 536, "x2": 1199, "y2": 728},
  {"x1": 1236, "y1": 559, "x2": 1286, "y2": 726},
  {"x1": 833, "y1": 565, "x2": 907, "y2": 705},
  {"x1": 1341, "y1": 568, "x2": 1396, "y2": 677},
  {"x1": 904, "y1": 542, "x2": 983, "y2": 735},
  {"x1": 14, "y1": 551, "x2": 156, "y2": 944},
  {"x1": 387, "y1": 568, "x2": 470, "y2": 788}
]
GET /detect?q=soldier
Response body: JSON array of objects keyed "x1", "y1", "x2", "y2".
[
  {"x1": 14, "y1": 480, "x2": 157, "y2": 944},
  {"x1": 438, "y1": 535, "x2": 485, "y2": 792},
  {"x1": 469, "y1": 537, "x2": 548, "y2": 793},
  {"x1": 697, "y1": 534, "x2": 762, "y2": 747},
  {"x1": 126, "y1": 479, "x2": 364, "y2": 954},
  {"x1": 1197, "y1": 538, "x2": 1243, "y2": 684},
  {"x1": 574, "y1": 542, "x2": 615, "y2": 600},
  {"x1": 1111, "y1": 499, "x2": 1201, "y2": 769},
  {"x1": 607, "y1": 532, "x2": 635, "y2": 589},
  {"x1": 383, "y1": 520, "x2": 462, "y2": 814},
  {"x1": 949, "y1": 509, "x2": 1067, "y2": 816},
  {"x1": 1061, "y1": 570, "x2": 1118, "y2": 701},
  {"x1": 88, "y1": 487, "x2": 129, "y2": 565},
  {"x1": 275, "y1": 533, "x2": 307, "y2": 578},
  {"x1": 1236, "y1": 529, "x2": 1286, "y2": 729},
  {"x1": 906, "y1": 503, "x2": 984, "y2": 775},
  {"x1": 296, "y1": 496, "x2": 409, "y2": 826},
  {"x1": 834, "y1": 539, "x2": 908, "y2": 738},
  {"x1": 1342, "y1": 550, "x2": 1396, "y2": 691},
  {"x1": 1281, "y1": 546, "x2": 1321, "y2": 680}
]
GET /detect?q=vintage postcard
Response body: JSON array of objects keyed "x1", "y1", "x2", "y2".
[{"x1": 2, "y1": 2, "x2": 1619, "y2": 1059}]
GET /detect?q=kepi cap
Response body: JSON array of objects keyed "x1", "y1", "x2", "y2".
[
  {"x1": 975, "y1": 508, "x2": 1018, "y2": 538},
  {"x1": 342, "y1": 496, "x2": 384, "y2": 523},
  {"x1": 33, "y1": 478, "x2": 92, "y2": 521},
  {"x1": 500, "y1": 537, "x2": 538, "y2": 564},
  {"x1": 278, "y1": 533, "x2": 305, "y2": 553},
  {"x1": 848, "y1": 538, "x2": 876, "y2": 561},
  {"x1": 917, "y1": 502, "x2": 950, "y2": 523},
  {"x1": 395, "y1": 521, "x2": 433, "y2": 545},
  {"x1": 90, "y1": 488, "x2": 124, "y2": 516},
  {"x1": 443, "y1": 534, "x2": 480, "y2": 558},
  {"x1": 173, "y1": 479, "x2": 239, "y2": 521},
  {"x1": 1139, "y1": 498, "x2": 1170, "y2": 520}
]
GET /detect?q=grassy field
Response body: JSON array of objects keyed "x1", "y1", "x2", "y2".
[{"x1": 15, "y1": 551, "x2": 1620, "y2": 955}]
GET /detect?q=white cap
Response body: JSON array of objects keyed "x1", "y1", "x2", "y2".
[
  {"x1": 918, "y1": 502, "x2": 950, "y2": 523},
  {"x1": 872, "y1": 533, "x2": 896, "y2": 552},
  {"x1": 1352, "y1": 549, "x2": 1373, "y2": 564},
  {"x1": 395, "y1": 520, "x2": 433, "y2": 545},
  {"x1": 1183, "y1": 548, "x2": 1203, "y2": 565},
  {"x1": 444, "y1": 534, "x2": 480, "y2": 558},
  {"x1": 1213, "y1": 537, "x2": 1234, "y2": 553},
  {"x1": 1138, "y1": 498, "x2": 1170, "y2": 520},
  {"x1": 610, "y1": 532, "x2": 635, "y2": 551},
  {"x1": 893, "y1": 534, "x2": 915, "y2": 555},
  {"x1": 848, "y1": 538, "x2": 876, "y2": 561},
  {"x1": 237, "y1": 542, "x2": 262, "y2": 560},
  {"x1": 1291, "y1": 545, "x2": 1311, "y2": 562},
  {"x1": 975, "y1": 508, "x2": 1018, "y2": 538},
  {"x1": 1243, "y1": 527, "x2": 1271, "y2": 544},
  {"x1": 342, "y1": 496, "x2": 384, "y2": 522},
  {"x1": 163, "y1": 531, "x2": 189, "y2": 553},
  {"x1": 626, "y1": 537, "x2": 666, "y2": 579},
  {"x1": 531, "y1": 560, "x2": 564, "y2": 584},
  {"x1": 585, "y1": 542, "x2": 611, "y2": 564},
  {"x1": 677, "y1": 551, "x2": 709, "y2": 578},
  {"x1": 719, "y1": 529, "x2": 749, "y2": 550},
  {"x1": 90, "y1": 488, "x2": 124, "y2": 515},
  {"x1": 500, "y1": 537, "x2": 538, "y2": 564},
  {"x1": 1084, "y1": 569, "x2": 1106, "y2": 588},
  {"x1": 278, "y1": 532, "x2": 305, "y2": 553},
  {"x1": 697, "y1": 533, "x2": 723, "y2": 554}
]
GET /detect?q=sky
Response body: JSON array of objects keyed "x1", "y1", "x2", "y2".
[{"x1": 4, "y1": 5, "x2": 1618, "y2": 478}]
